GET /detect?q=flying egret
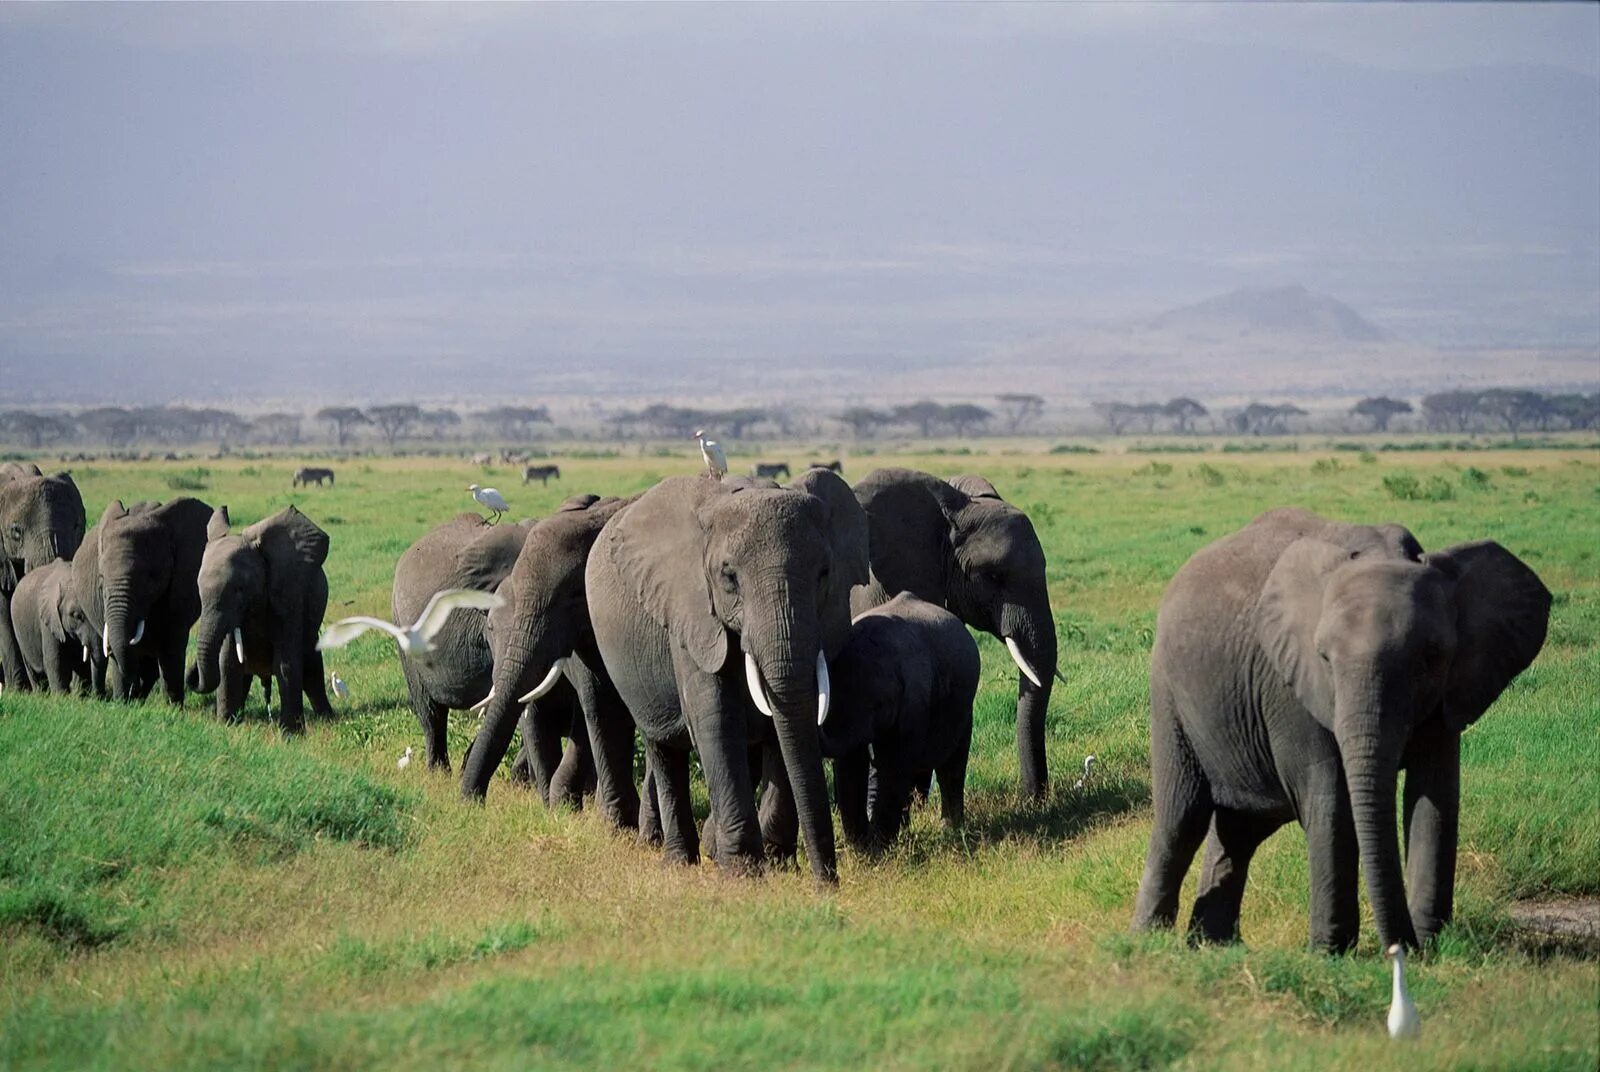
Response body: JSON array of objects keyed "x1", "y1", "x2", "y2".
[
  {"x1": 330, "y1": 671, "x2": 350, "y2": 701},
  {"x1": 1073, "y1": 754, "x2": 1097, "y2": 790},
  {"x1": 692, "y1": 429, "x2": 728, "y2": 480},
  {"x1": 316, "y1": 588, "x2": 505, "y2": 660},
  {"x1": 1386, "y1": 944, "x2": 1420, "y2": 1040},
  {"x1": 468, "y1": 483, "x2": 510, "y2": 523},
  {"x1": 397, "y1": 746, "x2": 413, "y2": 771}
]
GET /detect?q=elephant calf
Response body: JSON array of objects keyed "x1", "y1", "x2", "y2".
[
  {"x1": 1132, "y1": 507, "x2": 1550, "y2": 953},
  {"x1": 820, "y1": 593, "x2": 979, "y2": 852},
  {"x1": 9, "y1": 559, "x2": 89, "y2": 693}
]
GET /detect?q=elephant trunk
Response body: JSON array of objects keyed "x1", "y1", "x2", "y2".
[
  {"x1": 1001, "y1": 599, "x2": 1058, "y2": 800},
  {"x1": 190, "y1": 608, "x2": 231, "y2": 694},
  {"x1": 1338, "y1": 708, "x2": 1418, "y2": 952},
  {"x1": 102, "y1": 583, "x2": 137, "y2": 700},
  {"x1": 462, "y1": 625, "x2": 565, "y2": 801}
]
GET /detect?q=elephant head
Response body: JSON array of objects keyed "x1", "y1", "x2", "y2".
[
  {"x1": 191, "y1": 505, "x2": 329, "y2": 694},
  {"x1": 0, "y1": 466, "x2": 85, "y2": 587},
  {"x1": 460, "y1": 494, "x2": 631, "y2": 799},
  {"x1": 854, "y1": 468, "x2": 1057, "y2": 797},
  {"x1": 1257, "y1": 536, "x2": 1550, "y2": 948},
  {"x1": 97, "y1": 497, "x2": 212, "y2": 699}
]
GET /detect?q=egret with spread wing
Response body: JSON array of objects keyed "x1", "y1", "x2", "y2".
[{"x1": 317, "y1": 587, "x2": 505, "y2": 659}]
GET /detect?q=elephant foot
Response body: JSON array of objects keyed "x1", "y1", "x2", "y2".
[
  {"x1": 659, "y1": 847, "x2": 699, "y2": 868},
  {"x1": 712, "y1": 851, "x2": 765, "y2": 879}
]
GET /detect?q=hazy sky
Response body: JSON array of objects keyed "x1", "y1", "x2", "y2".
[{"x1": 2, "y1": 3, "x2": 1596, "y2": 402}]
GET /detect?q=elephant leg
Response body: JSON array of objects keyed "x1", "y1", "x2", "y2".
[
  {"x1": 548, "y1": 730, "x2": 594, "y2": 812},
  {"x1": 870, "y1": 765, "x2": 913, "y2": 847},
  {"x1": 404, "y1": 665, "x2": 451, "y2": 770},
  {"x1": 157, "y1": 638, "x2": 187, "y2": 705},
  {"x1": 1402, "y1": 723, "x2": 1461, "y2": 945},
  {"x1": 565, "y1": 653, "x2": 640, "y2": 832},
  {"x1": 218, "y1": 656, "x2": 246, "y2": 722},
  {"x1": 834, "y1": 747, "x2": 876, "y2": 854},
  {"x1": 522, "y1": 702, "x2": 567, "y2": 807},
  {"x1": 303, "y1": 647, "x2": 334, "y2": 718},
  {"x1": 758, "y1": 742, "x2": 799, "y2": 868},
  {"x1": 1132, "y1": 687, "x2": 1213, "y2": 932},
  {"x1": 935, "y1": 720, "x2": 973, "y2": 831},
  {"x1": 276, "y1": 655, "x2": 305, "y2": 735},
  {"x1": 132, "y1": 656, "x2": 161, "y2": 700},
  {"x1": 41, "y1": 634, "x2": 72, "y2": 694},
  {"x1": 644, "y1": 738, "x2": 698, "y2": 866},
  {"x1": 89, "y1": 653, "x2": 107, "y2": 698},
  {"x1": 639, "y1": 759, "x2": 663, "y2": 846},
  {"x1": 0, "y1": 597, "x2": 30, "y2": 694},
  {"x1": 1302, "y1": 786, "x2": 1361, "y2": 954},
  {"x1": 910, "y1": 769, "x2": 934, "y2": 808},
  {"x1": 1188, "y1": 809, "x2": 1280, "y2": 945}
]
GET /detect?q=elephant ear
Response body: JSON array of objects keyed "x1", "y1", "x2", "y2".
[
  {"x1": 947, "y1": 474, "x2": 1003, "y2": 501},
  {"x1": 97, "y1": 499, "x2": 128, "y2": 530},
  {"x1": 790, "y1": 468, "x2": 871, "y2": 658},
  {"x1": 559, "y1": 493, "x2": 602, "y2": 512},
  {"x1": 1256, "y1": 538, "x2": 1351, "y2": 723},
  {"x1": 248, "y1": 506, "x2": 330, "y2": 622},
  {"x1": 207, "y1": 505, "x2": 232, "y2": 542},
  {"x1": 1425, "y1": 540, "x2": 1551, "y2": 731},
  {"x1": 454, "y1": 523, "x2": 530, "y2": 591},
  {"x1": 608, "y1": 478, "x2": 727, "y2": 675}
]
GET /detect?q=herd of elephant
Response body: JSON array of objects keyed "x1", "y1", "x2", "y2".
[{"x1": 0, "y1": 458, "x2": 1551, "y2": 957}]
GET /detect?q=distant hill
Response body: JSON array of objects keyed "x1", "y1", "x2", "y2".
[{"x1": 1146, "y1": 285, "x2": 1387, "y2": 343}]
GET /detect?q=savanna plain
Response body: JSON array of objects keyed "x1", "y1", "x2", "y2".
[{"x1": 3, "y1": 444, "x2": 1597, "y2": 1071}]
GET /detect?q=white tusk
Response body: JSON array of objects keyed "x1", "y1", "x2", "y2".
[
  {"x1": 1005, "y1": 636, "x2": 1043, "y2": 689},
  {"x1": 517, "y1": 663, "x2": 563, "y2": 704},
  {"x1": 84, "y1": 644, "x2": 91, "y2": 663},
  {"x1": 744, "y1": 652, "x2": 776, "y2": 718},
  {"x1": 816, "y1": 650, "x2": 831, "y2": 726},
  {"x1": 130, "y1": 619, "x2": 145, "y2": 646},
  {"x1": 102, "y1": 631, "x2": 109, "y2": 658},
  {"x1": 470, "y1": 687, "x2": 495, "y2": 712},
  {"x1": 233, "y1": 627, "x2": 245, "y2": 665}
]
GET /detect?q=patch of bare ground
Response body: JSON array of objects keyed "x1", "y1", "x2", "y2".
[{"x1": 1509, "y1": 898, "x2": 1600, "y2": 957}]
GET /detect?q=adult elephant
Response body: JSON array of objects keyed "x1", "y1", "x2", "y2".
[
  {"x1": 586, "y1": 470, "x2": 868, "y2": 883},
  {"x1": 392, "y1": 512, "x2": 533, "y2": 769},
  {"x1": 9, "y1": 559, "x2": 89, "y2": 693},
  {"x1": 187, "y1": 505, "x2": 334, "y2": 732},
  {"x1": 851, "y1": 469, "x2": 1058, "y2": 799},
  {"x1": 0, "y1": 462, "x2": 86, "y2": 691},
  {"x1": 71, "y1": 502, "x2": 160, "y2": 699},
  {"x1": 462, "y1": 494, "x2": 640, "y2": 831},
  {"x1": 97, "y1": 497, "x2": 213, "y2": 702},
  {"x1": 1132, "y1": 507, "x2": 1550, "y2": 952}
]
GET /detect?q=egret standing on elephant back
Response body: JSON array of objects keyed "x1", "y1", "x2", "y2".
[{"x1": 693, "y1": 429, "x2": 727, "y2": 480}]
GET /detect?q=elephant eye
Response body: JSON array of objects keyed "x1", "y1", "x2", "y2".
[
  {"x1": 719, "y1": 565, "x2": 738, "y2": 593},
  {"x1": 1317, "y1": 649, "x2": 1331, "y2": 663}
]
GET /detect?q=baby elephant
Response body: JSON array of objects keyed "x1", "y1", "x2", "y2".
[{"x1": 820, "y1": 593, "x2": 979, "y2": 852}]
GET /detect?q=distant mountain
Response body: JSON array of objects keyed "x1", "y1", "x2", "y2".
[{"x1": 1146, "y1": 285, "x2": 1387, "y2": 343}]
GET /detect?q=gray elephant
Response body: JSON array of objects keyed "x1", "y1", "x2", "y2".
[
  {"x1": 463, "y1": 494, "x2": 639, "y2": 831},
  {"x1": 93, "y1": 497, "x2": 212, "y2": 702},
  {"x1": 820, "y1": 593, "x2": 979, "y2": 853},
  {"x1": 586, "y1": 470, "x2": 869, "y2": 883},
  {"x1": 851, "y1": 469, "x2": 1058, "y2": 799},
  {"x1": 1132, "y1": 507, "x2": 1550, "y2": 952},
  {"x1": 70, "y1": 502, "x2": 157, "y2": 700},
  {"x1": 9, "y1": 559, "x2": 89, "y2": 693},
  {"x1": 187, "y1": 505, "x2": 334, "y2": 732},
  {"x1": 391, "y1": 512, "x2": 534, "y2": 768},
  {"x1": 0, "y1": 462, "x2": 86, "y2": 691}
]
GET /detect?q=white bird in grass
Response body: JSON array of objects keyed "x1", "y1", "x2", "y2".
[
  {"x1": 316, "y1": 588, "x2": 506, "y2": 659},
  {"x1": 468, "y1": 483, "x2": 509, "y2": 523},
  {"x1": 693, "y1": 429, "x2": 727, "y2": 480},
  {"x1": 330, "y1": 671, "x2": 350, "y2": 701},
  {"x1": 1386, "y1": 943, "x2": 1420, "y2": 1040},
  {"x1": 397, "y1": 746, "x2": 413, "y2": 771},
  {"x1": 1073, "y1": 754, "x2": 1097, "y2": 790}
]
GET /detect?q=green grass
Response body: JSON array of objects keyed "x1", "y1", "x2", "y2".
[{"x1": 2, "y1": 448, "x2": 1596, "y2": 1070}]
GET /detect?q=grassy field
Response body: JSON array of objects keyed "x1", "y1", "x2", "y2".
[{"x1": 2, "y1": 446, "x2": 1597, "y2": 1070}]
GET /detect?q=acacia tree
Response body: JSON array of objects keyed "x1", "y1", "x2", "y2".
[
  {"x1": 838, "y1": 406, "x2": 891, "y2": 439},
  {"x1": 366, "y1": 404, "x2": 423, "y2": 449},
  {"x1": 944, "y1": 403, "x2": 993, "y2": 437},
  {"x1": 1163, "y1": 397, "x2": 1208, "y2": 434},
  {"x1": 1421, "y1": 391, "x2": 1479, "y2": 433},
  {"x1": 0, "y1": 411, "x2": 72, "y2": 448},
  {"x1": 476, "y1": 406, "x2": 551, "y2": 439},
  {"x1": 1233, "y1": 402, "x2": 1306, "y2": 436},
  {"x1": 317, "y1": 406, "x2": 371, "y2": 447},
  {"x1": 1093, "y1": 401, "x2": 1136, "y2": 435},
  {"x1": 1548, "y1": 393, "x2": 1600, "y2": 430},
  {"x1": 1475, "y1": 389, "x2": 1547, "y2": 440},
  {"x1": 1351, "y1": 396, "x2": 1413, "y2": 432},
  {"x1": 996, "y1": 393, "x2": 1045, "y2": 434},
  {"x1": 252, "y1": 412, "x2": 303, "y2": 445},
  {"x1": 77, "y1": 407, "x2": 138, "y2": 447},
  {"x1": 893, "y1": 400, "x2": 947, "y2": 437}
]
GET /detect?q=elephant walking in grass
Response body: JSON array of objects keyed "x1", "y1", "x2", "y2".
[
  {"x1": 0, "y1": 462, "x2": 86, "y2": 691},
  {"x1": 851, "y1": 469, "x2": 1059, "y2": 799},
  {"x1": 586, "y1": 471, "x2": 868, "y2": 883},
  {"x1": 1132, "y1": 508, "x2": 1550, "y2": 952},
  {"x1": 71, "y1": 503, "x2": 159, "y2": 700},
  {"x1": 462, "y1": 494, "x2": 638, "y2": 829},
  {"x1": 9, "y1": 559, "x2": 90, "y2": 693},
  {"x1": 186, "y1": 505, "x2": 334, "y2": 732},
  {"x1": 95, "y1": 498, "x2": 213, "y2": 703}
]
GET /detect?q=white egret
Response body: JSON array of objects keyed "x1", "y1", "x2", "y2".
[
  {"x1": 330, "y1": 671, "x2": 350, "y2": 701},
  {"x1": 1386, "y1": 944, "x2": 1420, "y2": 1040},
  {"x1": 1073, "y1": 754, "x2": 1097, "y2": 790},
  {"x1": 467, "y1": 484, "x2": 510, "y2": 523},
  {"x1": 316, "y1": 588, "x2": 505, "y2": 660},
  {"x1": 692, "y1": 429, "x2": 728, "y2": 480},
  {"x1": 397, "y1": 745, "x2": 413, "y2": 771}
]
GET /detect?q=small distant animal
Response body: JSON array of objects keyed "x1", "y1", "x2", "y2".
[
  {"x1": 809, "y1": 459, "x2": 844, "y2": 474},
  {"x1": 330, "y1": 671, "x2": 350, "y2": 701},
  {"x1": 1073, "y1": 755, "x2": 1097, "y2": 790},
  {"x1": 522, "y1": 464, "x2": 561, "y2": 485},
  {"x1": 292, "y1": 466, "x2": 335, "y2": 487},
  {"x1": 468, "y1": 484, "x2": 509, "y2": 523},
  {"x1": 501, "y1": 450, "x2": 530, "y2": 465},
  {"x1": 693, "y1": 429, "x2": 727, "y2": 480},
  {"x1": 397, "y1": 746, "x2": 413, "y2": 770},
  {"x1": 751, "y1": 462, "x2": 790, "y2": 480},
  {"x1": 470, "y1": 452, "x2": 494, "y2": 466}
]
